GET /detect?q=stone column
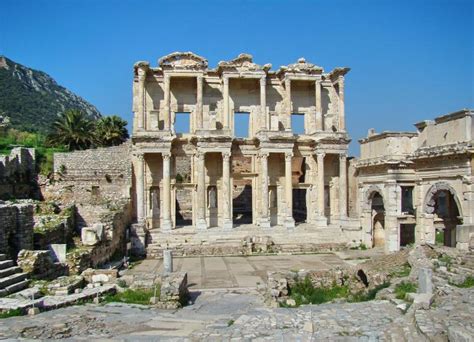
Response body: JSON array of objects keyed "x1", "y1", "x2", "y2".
[
  {"x1": 316, "y1": 152, "x2": 327, "y2": 226},
  {"x1": 163, "y1": 74, "x2": 171, "y2": 131},
  {"x1": 196, "y1": 75, "x2": 203, "y2": 130},
  {"x1": 162, "y1": 153, "x2": 172, "y2": 231},
  {"x1": 285, "y1": 152, "x2": 295, "y2": 229},
  {"x1": 260, "y1": 76, "x2": 267, "y2": 130},
  {"x1": 339, "y1": 153, "x2": 348, "y2": 220},
  {"x1": 338, "y1": 76, "x2": 345, "y2": 131},
  {"x1": 259, "y1": 152, "x2": 271, "y2": 228},
  {"x1": 137, "y1": 68, "x2": 147, "y2": 130},
  {"x1": 285, "y1": 78, "x2": 292, "y2": 130},
  {"x1": 223, "y1": 76, "x2": 230, "y2": 130},
  {"x1": 196, "y1": 152, "x2": 207, "y2": 230},
  {"x1": 135, "y1": 153, "x2": 145, "y2": 223},
  {"x1": 315, "y1": 80, "x2": 323, "y2": 131},
  {"x1": 222, "y1": 152, "x2": 233, "y2": 229}
]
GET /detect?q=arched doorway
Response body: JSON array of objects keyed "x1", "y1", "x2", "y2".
[
  {"x1": 425, "y1": 184, "x2": 462, "y2": 247},
  {"x1": 370, "y1": 192, "x2": 385, "y2": 247}
]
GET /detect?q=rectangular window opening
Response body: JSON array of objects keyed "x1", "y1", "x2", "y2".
[
  {"x1": 401, "y1": 186, "x2": 414, "y2": 214},
  {"x1": 234, "y1": 112, "x2": 250, "y2": 138},
  {"x1": 175, "y1": 112, "x2": 191, "y2": 134},
  {"x1": 291, "y1": 113, "x2": 305, "y2": 135}
]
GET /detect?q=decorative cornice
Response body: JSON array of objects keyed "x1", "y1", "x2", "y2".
[
  {"x1": 158, "y1": 51, "x2": 208, "y2": 71},
  {"x1": 217, "y1": 53, "x2": 271, "y2": 74}
]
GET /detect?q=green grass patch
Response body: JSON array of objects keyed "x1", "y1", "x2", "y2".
[
  {"x1": 0, "y1": 309, "x2": 23, "y2": 319},
  {"x1": 453, "y1": 276, "x2": 474, "y2": 288},
  {"x1": 283, "y1": 276, "x2": 349, "y2": 306},
  {"x1": 395, "y1": 281, "x2": 417, "y2": 300},
  {"x1": 438, "y1": 254, "x2": 453, "y2": 266},
  {"x1": 349, "y1": 282, "x2": 391, "y2": 302},
  {"x1": 389, "y1": 263, "x2": 411, "y2": 278},
  {"x1": 103, "y1": 288, "x2": 157, "y2": 305}
]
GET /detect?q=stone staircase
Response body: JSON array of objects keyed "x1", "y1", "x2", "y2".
[
  {"x1": 146, "y1": 225, "x2": 348, "y2": 258},
  {"x1": 0, "y1": 254, "x2": 29, "y2": 297}
]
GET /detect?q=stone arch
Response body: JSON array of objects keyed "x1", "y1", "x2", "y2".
[
  {"x1": 363, "y1": 185, "x2": 385, "y2": 211},
  {"x1": 423, "y1": 182, "x2": 463, "y2": 217}
]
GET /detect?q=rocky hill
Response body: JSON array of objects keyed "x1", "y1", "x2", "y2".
[{"x1": 0, "y1": 56, "x2": 101, "y2": 133}]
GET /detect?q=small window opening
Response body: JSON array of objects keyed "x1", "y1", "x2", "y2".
[
  {"x1": 175, "y1": 112, "x2": 191, "y2": 134},
  {"x1": 234, "y1": 112, "x2": 250, "y2": 138},
  {"x1": 291, "y1": 113, "x2": 305, "y2": 135},
  {"x1": 401, "y1": 186, "x2": 414, "y2": 214}
]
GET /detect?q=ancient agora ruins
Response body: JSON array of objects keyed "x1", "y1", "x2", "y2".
[{"x1": 0, "y1": 52, "x2": 473, "y2": 340}]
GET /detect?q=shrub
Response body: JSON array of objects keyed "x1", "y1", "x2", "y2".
[
  {"x1": 395, "y1": 281, "x2": 417, "y2": 300},
  {"x1": 0, "y1": 309, "x2": 23, "y2": 319},
  {"x1": 285, "y1": 276, "x2": 349, "y2": 306},
  {"x1": 453, "y1": 276, "x2": 474, "y2": 288}
]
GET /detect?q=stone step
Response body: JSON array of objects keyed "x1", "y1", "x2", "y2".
[
  {"x1": 0, "y1": 266, "x2": 22, "y2": 279},
  {"x1": 0, "y1": 279, "x2": 30, "y2": 297},
  {"x1": 0, "y1": 260, "x2": 14, "y2": 270},
  {"x1": 0, "y1": 254, "x2": 6, "y2": 261},
  {"x1": 0, "y1": 272, "x2": 28, "y2": 290}
]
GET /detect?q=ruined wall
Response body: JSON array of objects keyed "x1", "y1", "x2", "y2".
[
  {"x1": 0, "y1": 201, "x2": 34, "y2": 258},
  {"x1": 0, "y1": 147, "x2": 37, "y2": 200}
]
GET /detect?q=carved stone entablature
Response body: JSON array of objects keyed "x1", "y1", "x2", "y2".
[
  {"x1": 327, "y1": 67, "x2": 351, "y2": 83},
  {"x1": 277, "y1": 57, "x2": 324, "y2": 79},
  {"x1": 354, "y1": 157, "x2": 413, "y2": 169},
  {"x1": 159, "y1": 52, "x2": 208, "y2": 71},
  {"x1": 134, "y1": 61, "x2": 150, "y2": 76},
  {"x1": 217, "y1": 53, "x2": 271, "y2": 75},
  {"x1": 410, "y1": 142, "x2": 472, "y2": 160}
]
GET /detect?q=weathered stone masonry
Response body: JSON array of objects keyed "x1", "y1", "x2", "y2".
[{"x1": 131, "y1": 52, "x2": 356, "y2": 247}]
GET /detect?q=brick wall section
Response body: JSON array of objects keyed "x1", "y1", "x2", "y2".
[
  {"x1": 0, "y1": 147, "x2": 37, "y2": 199},
  {"x1": 0, "y1": 202, "x2": 34, "y2": 257}
]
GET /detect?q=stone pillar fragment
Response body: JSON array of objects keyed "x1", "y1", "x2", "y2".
[
  {"x1": 316, "y1": 152, "x2": 327, "y2": 226},
  {"x1": 196, "y1": 75, "x2": 203, "y2": 130},
  {"x1": 163, "y1": 250, "x2": 173, "y2": 274},
  {"x1": 196, "y1": 152, "x2": 207, "y2": 230},
  {"x1": 260, "y1": 76, "x2": 267, "y2": 130},
  {"x1": 285, "y1": 152, "x2": 295, "y2": 229},
  {"x1": 222, "y1": 152, "x2": 233, "y2": 229},
  {"x1": 162, "y1": 153, "x2": 172, "y2": 231},
  {"x1": 339, "y1": 153, "x2": 348, "y2": 220},
  {"x1": 315, "y1": 80, "x2": 323, "y2": 131},
  {"x1": 137, "y1": 68, "x2": 147, "y2": 130},
  {"x1": 259, "y1": 153, "x2": 271, "y2": 228}
]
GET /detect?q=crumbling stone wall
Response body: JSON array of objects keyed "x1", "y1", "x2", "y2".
[
  {"x1": 0, "y1": 148, "x2": 37, "y2": 200},
  {"x1": 0, "y1": 201, "x2": 34, "y2": 258}
]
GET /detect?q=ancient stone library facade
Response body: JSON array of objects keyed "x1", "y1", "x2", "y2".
[
  {"x1": 131, "y1": 52, "x2": 354, "y2": 236},
  {"x1": 52, "y1": 52, "x2": 473, "y2": 256}
]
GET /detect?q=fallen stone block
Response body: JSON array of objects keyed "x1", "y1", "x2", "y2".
[{"x1": 407, "y1": 293, "x2": 433, "y2": 310}]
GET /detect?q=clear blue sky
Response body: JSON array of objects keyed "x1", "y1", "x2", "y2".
[{"x1": 1, "y1": 0, "x2": 473, "y2": 155}]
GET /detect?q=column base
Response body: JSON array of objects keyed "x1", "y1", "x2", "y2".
[
  {"x1": 223, "y1": 219, "x2": 233, "y2": 230},
  {"x1": 313, "y1": 216, "x2": 328, "y2": 227},
  {"x1": 196, "y1": 218, "x2": 208, "y2": 231},
  {"x1": 161, "y1": 219, "x2": 172, "y2": 232},
  {"x1": 339, "y1": 216, "x2": 348, "y2": 228},
  {"x1": 285, "y1": 217, "x2": 295, "y2": 230},
  {"x1": 258, "y1": 218, "x2": 271, "y2": 229}
]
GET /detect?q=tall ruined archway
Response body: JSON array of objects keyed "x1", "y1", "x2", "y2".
[{"x1": 424, "y1": 182, "x2": 462, "y2": 247}]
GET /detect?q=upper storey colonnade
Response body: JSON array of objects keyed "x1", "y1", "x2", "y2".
[{"x1": 132, "y1": 52, "x2": 350, "y2": 138}]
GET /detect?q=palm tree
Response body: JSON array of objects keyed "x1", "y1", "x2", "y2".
[
  {"x1": 47, "y1": 109, "x2": 96, "y2": 150},
  {"x1": 95, "y1": 115, "x2": 129, "y2": 146}
]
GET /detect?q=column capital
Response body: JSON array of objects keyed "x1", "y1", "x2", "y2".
[
  {"x1": 316, "y1": 151, "x2": 326, "y2": 159},
  {"x1": 134, "y1": 152, "x2": 144, "y2": 161},
  {"x1": 260, "y1": 76, "x2": 266, "y2": 86},
  {"x1": 339, "y1": 152, "x2": 348, "y2": 160},
  {"x1": 164, "y1": 73, "x2": 171, "y2": 82},
  {"x1": 222, "y1": 76, "x2": 229, "y2": 86},
  {"x1": 285, "y1": 78, "x2": 291, "y2": 87},
  {"x1": 196, "y1": 151, "x2": 205, "y2": 161},
  {"x1": 259, "y1": 151, "x2": 269, "y2": 159},
  {"x1": 222, "y1": 151, "x2": 231, "y2": 161},
  {"x1": 162, "y1": 152, "x2": 171, "y2": 161},
  {"x1": 285, "y1": 152, "x2": 293, "y2": 161},
  {"x1": 197, "y1": 74, "x2": 203, "y2": 82}
]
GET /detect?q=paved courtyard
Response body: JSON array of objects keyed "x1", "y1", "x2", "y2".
[{"x1": 127, "y1": 250, "x2": 382, "y2": 290}]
